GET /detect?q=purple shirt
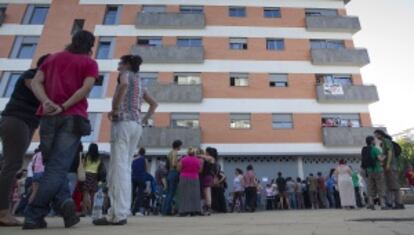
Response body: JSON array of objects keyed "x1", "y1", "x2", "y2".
[{"x1": 180, "y1": 156, "x2": 201, "y2": 180}]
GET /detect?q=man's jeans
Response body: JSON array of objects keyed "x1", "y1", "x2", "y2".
[
  {"x1": 25, "y1": 116, "x2": 81, "y2": 223},
  {"x1": 327, "y1": 189, "x2": 336, "y2": 208},
  {"x1": 162, "y1": 170, "x2": 179, "y2": 215},
  {"x1": 107, "y1": 121, "x2": 143, "y2": 223}
]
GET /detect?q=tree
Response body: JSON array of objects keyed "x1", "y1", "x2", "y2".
[{"x1": 397, "y1": 138, "x2": 414, "y2": 185}]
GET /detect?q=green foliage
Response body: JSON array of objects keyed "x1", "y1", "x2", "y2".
[{"x1": 397, "y1": 139, "x2": 414, "y2": 185}]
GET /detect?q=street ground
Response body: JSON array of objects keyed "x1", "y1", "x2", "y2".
[{"x1": 3, "y1": 206, "x2": 414, "y2": 235}]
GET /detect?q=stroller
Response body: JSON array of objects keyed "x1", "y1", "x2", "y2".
[{"x1": 142, "y1": 173, "x2": 159, "y2": 216}]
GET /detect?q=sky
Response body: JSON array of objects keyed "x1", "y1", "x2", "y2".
[{"x1": 347, "y1": 0, "x2": 414, "y2": 135}]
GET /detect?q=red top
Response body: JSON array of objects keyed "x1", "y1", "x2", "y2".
[
  {"x1": 37, "y1": 51, "x2": 98, "y2": 119},
  {"x1": 180, "y1": 156, "x2": 201, "y2": 180},
  {"x1": 405, "y1": 171, "x2": 414, "y2": 186}
]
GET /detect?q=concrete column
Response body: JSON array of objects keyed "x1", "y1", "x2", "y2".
[
  {"x1": 149, "y1": 157, "x2": 157, "y2": 176},
  {"x1": 298, "y1": 156, "x2": 304, "y2": 180}
]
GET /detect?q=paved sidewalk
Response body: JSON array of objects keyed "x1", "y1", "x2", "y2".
[{"x1": 3, "y1": 206, "x2": 414, "y2": 235}]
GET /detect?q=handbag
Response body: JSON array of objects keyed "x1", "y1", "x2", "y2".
[
  {"x1": 77, "y1": 154, "x2": 86, "y2": 182},
  {"x1": 73, "y1": 115, "x2": 92, "y2": 137}
]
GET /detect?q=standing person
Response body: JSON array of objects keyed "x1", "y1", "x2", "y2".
[
  {"x1": 155, "y1": 160, "x2": 168, "y2": 194},
  {"x1": 82, "y1": 143, "x2": 105, "y2": 216},
  {"x1": 374, "y1": 129, "x2": 404, "y2": 209},
  {"x1": 295, "y1": 178, "x2": 304, "y2": 209},
  {"x1": 0, "y1": 54, "x2": 49, "y2": 227},
  {"x1": 200, "y1": 147, "x2": 217, "y2": 215},
  {"x1": 335, "y1": 160, "x2": 356, "y2": 209},
  {"x1": 405, "y1": 164, "x2": 414, "y2": 191},
  {"x1": 94, "y1": 55, "x2": 158, "y2": 226},
  {"x1": 177, "y1": 148, "x2": 203, "y2": 216},
  {"x1": 244, "y1": 165, "x2": 257, "y2": 212},
  {"x1": 350, "y1": 167, "x2": 363, "y2": 208},
  {"x1": 276, "y1": 172, "x2": 289, "y2": 209},
  {"x1": 211, "y1": 165, "x2": 228, "y2": 213},
  {"x1": 162, "y1": 140, "x2": 183, "y2": 215},
  {"x1": 231, "y1": 168, "x2": 245, "y2": 212},
  {"x1": 131, "y1": 148, "x2": 148, "y2": 216},
  {"x1": 326, "y1": 169, "x2": 337, "y2": 209},
  {"x1": 308, "y1": 174, "x2": 318, "y2": 209},
  {"x1": 317, "y1": 172, "x2": 328, "y2": 208},
  {"x1": 24, "y1": 30, "x2": 99, "y2": 230},
  {"x1": 363, "y1": 136, "x2": 387, "y2": 210},
  {"x1": 286, "y1": 177, "x2": 297, "y2": 209},
  {"x1": 29, "y1": 149, "x2": 45, "y2": 203}
]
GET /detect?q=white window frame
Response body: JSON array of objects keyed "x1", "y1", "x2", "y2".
[
  {"x1": 230, "y1": 73, "x2": 249, "y2": 87},
  {"x1": 174, "y1": 73, "x2": 201, "y2": 85},
  {"x1": 272, "y1": 114, "x2": 294, "y2": 129},
  {"x1": 171, "y1": 113, "x2": 200, "y2": 129},
  {"x1": 103, "y1": 5, "x2": 122, "y2": 25},
  {"x1": 22, "y1": 4, "x2": 49, "y2": 25},
  {"x1": 230, "y1": 113, "x2": 251, "y2": 129},
  {"x1": 269, "y1": 74, "x2": 288, "y2": 88},
  {"x1": 96, "y1": 37, "x2": 116, "y2": 59},
  {"x1": 10, "y1": 36, "x2": 39, "y2": 59},
  {"x1": 142, "y1": 5, "x2": 166, "y2": 13},
  {"x1": 88, "y1": 73, "x2": 109, "y2": 99},
  {"x1": 0, "y1": 71, "x2": 23, "y2": 97}
]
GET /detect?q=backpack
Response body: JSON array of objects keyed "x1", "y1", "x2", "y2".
[
  {"x1": 361, "y1": 146, "x2": 376, "y2": 170},
  {"x1": 393, "y1": 141, "x2": 402, "y2": 158}
]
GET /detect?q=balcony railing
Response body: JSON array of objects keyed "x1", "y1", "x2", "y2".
[
  {"x1": 147, "y1": 83, "x2": 203, "y2": 103},
  {"x1": 136, "y1": 12, "x2": 205, "y2": 29},
  {"x1": 306, "y1": 15, "x2": 361, "y2": 33},
  {"x1": 311, "y1": 48, "x2": 370, "y2": 66},
  {"x1": 322, "y1": 127, "x2": 379, "y2": 147},
  {"x1": 140, "y1": 127, "x2": 202, "y2": 148},
  {"x1": 131, "y1": 45, "x2": 204, "y2": 64},
  {"x1": 316, "y1": 85, "x2": 379, "y2": 103}
]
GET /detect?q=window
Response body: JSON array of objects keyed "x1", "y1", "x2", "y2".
[
  {"x1": 96, "y1": 37, "x2": 115, "y2": 59},
  {"x1": 272, "y1": 114, "x2": 293, "y2": 129},
  {"x1": 71, "y1": 19, "x2": 85, "y2": 35},
  {"x1": 229, "y1": 38, "x2": 248, "y2": 50},
  {"x1": 10, "y1": 36, "x2": 39, "y2": 59},
  {"x1": 139, "y1": 72, "x2": 158, "y2": 87},
  {"x1": 322, "y1": 114, "x2": 361, "y2": 128},
  {"x1": 142, "y1": 5, "x2": 166, "y2": 13},
  {"x1": 23, "y1": 5, "x2": 49, "y2": 24},
  {"x1": 266, "y1": 39, "x2": 285, "y2": 51},
  {"x1": 264, "y1": 7, "x2": 281, "y2": 18},
  {"x1": 305, "y1": 9, "x2": 338, "y2": 17},
  {"x1": 269, "y1": 74, "x2": 288, "y2": 87},
  {"x1": 174, "y1": 73, "x2": 201, "y2": 85},
  {"x1": 1, "y1": 72, "x2": 22, "y2": 97},
  {"x1": 229, "y1": 6, "x2": 246, "y2": 17},
  {"x1": 81, "y1": 113, "x2": 101, "y2": 142},
  {"x1": 230, "y1": 73, "x2": 249, "y2": 87},
  {"x1": 103, "y1": 5, "x2": 121, "y2": 25},
  {"x1": 310, "y1": 40, "x2": 345, "y2": 49},
  {"x1": 316, "y1": 74, "x2": 352, "y2": 86},
  {"x1": 177, "y1": 38, "x2": 202, "y2": 47},
  {"x1": 180, "y1": 6, "x2": 204, "y2": 14},
  {"x1": 0, "y1": 5, "x2": 6, "y2": 24},
  {"x1": 137, "y1": 37, "x2": 162, "y2": 47},
  {"x1": 230, "y1": 113, "x2": 251, "y2": 129},
  {"x1": 88, "y1": 74, "x2": 108, "y2": 98},
  {"x1": 171, "y1": 113, "x2": 200, "y2": 128}
]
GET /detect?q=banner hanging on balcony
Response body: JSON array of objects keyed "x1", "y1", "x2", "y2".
[{"x1": 323, "y1": 84, "x2": 344, "y2": 95}]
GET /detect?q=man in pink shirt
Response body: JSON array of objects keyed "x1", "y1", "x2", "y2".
[{"x1": 23, "y1": 30, "x2": 98, "y2": 230}]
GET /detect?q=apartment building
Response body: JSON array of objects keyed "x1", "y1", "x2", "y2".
[{"x1": 0, "y1": 0, "x2": 379, "y2": 182}]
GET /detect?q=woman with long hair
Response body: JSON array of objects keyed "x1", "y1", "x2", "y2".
[
  {"x1": 83, "y1": 143, "x2": 105, "y2": 215},
  {"x1": 200, "y1": 147, "x2": 216, "y2": 215}
]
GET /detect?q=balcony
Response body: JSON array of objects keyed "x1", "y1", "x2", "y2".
[
  {"x1": 322, "y1": 127, "x2": 378, "y2": 147},
  {"x1": 0, "y1": 10, "x2": 5, "y2": 26},
  {"x1": 140, "y1": 127, "x2": 202, "y2": 148},
  {"x1": 147, "y1": 83, "x2": 203, "y2": 103},
  {"x1": 306, "y1": 15, "x2": 361, "y2": 33},
  {"x1": 136, "y1": 12, "x2": 205, "y2": 29},
  {"x1": 131, "y1": 46, "x2": 204, "y2": 64},
  {"x1": 316, "y1": 85, "x2": 379, "y2": 103},
  {"x1": 311, "y1": 48, "x2": 370, "y2": 66}
]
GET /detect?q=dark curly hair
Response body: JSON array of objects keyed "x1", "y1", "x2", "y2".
[
  {"x1": 120, "y1": 54, "x2": 143, "y2": 73},
  {"x1": 65, "y1": 30, "x2": 95, "y2": 55}
]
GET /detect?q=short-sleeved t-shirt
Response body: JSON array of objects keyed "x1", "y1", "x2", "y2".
[
  {"x1": 351, "y1": 172, "x2": 360, "y2": 187},
  {"x1": 179, "y1": 156, "x2": 201, "y2": 180},
  {"x1": 367, "y1": 147, "x2": 383, "y2": 174},
  {"x1": 276, "y1": 177, "x2": 287, "y2": 192},
  {"x1": 2, "y1": 69, "x2": 40, "y2": 129},
  {"x1": 382, "y1": 138, "x2": 397, "y2": 170},
  {"x1": 37, "y1": 51, "x2": 98, "y2": 119}
]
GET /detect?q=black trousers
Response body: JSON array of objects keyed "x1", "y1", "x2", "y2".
[
  {"x1": 245, "y1": 187, "x2": 257, "y2": 212},
  {"x1": 211, "y1": 187, "x2": 227, "y2": 213},
  {"x1": 0, "y1": 117, "x2": 34, "y2": 210}
]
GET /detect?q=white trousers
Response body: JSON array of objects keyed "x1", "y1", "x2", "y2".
[{"x1": 107, "y1": 121, "x2": 143, "y2": 222}]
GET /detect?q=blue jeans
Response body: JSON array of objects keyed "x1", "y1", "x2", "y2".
[
  {"x1": 288, "y1": 192, "x2": 297, "y2": 209},
  {"x1": 25, "y1": 116, "x2": 81, "y2": 224},
  {"x1": 327, "y1": 189, "x2": 336, "y2": 208},
  {"x1": 162, "y1": 170, "x2": 179, "y2": 215}
]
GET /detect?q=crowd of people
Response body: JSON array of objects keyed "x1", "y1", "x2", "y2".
[{"x1": 0, "y1": 29, "x2": 410, "y2": 231}]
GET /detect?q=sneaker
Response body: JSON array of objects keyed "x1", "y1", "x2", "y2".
[
  {"x1": 22, "y1": 219, "x2": 47, "y2": 230},
  {"x1": 61, "y1": 201, "x2": 80, "y2": 228},
  {"x1": 93, "y1": 218, "x2": 111, "y2": 226}
]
